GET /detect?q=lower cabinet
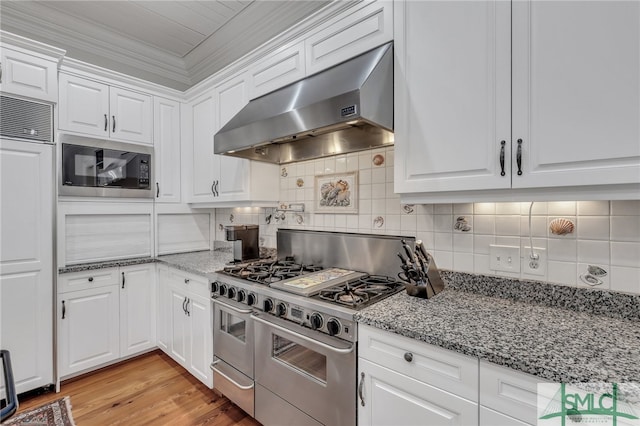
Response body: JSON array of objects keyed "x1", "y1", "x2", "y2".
[
  {"x1": 358, "y1": 358, "x2": 478, "y2": 425},
  {"x1": 358, "y1": 324, "x2": 541, "y2": 426},
  {"x1": 57, "y1": 264, "x2": 156, "y2": 378},
  {"x1": 157, "y1": 264, "x2": 213, "y2": 388}
]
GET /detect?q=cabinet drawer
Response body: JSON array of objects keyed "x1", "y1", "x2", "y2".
[
  {"x1": 167, "y1": 267, "x2": 209, "y2": 298},
  {"x1": 58, "y1": 268, "x2": 119, "y2": 293},
  {"x1": 358, "y1": 324, "x2": 478, "y2": 401},
  {"x1": 480, "y1": 361, "x2": 541, "y2": 425}
]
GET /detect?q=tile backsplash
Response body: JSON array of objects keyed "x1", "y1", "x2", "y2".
[{"x1": 214, "y1": 147, "x2": 640, "y2": 295}]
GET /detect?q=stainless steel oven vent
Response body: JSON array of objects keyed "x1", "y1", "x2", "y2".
[{"x1": 0, "y1": 95, "x2": 53, "y2": 142}]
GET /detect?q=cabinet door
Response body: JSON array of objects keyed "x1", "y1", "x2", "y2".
[
  {"x1": 248, "y1": 41, "x2": 306, "y2": 99},
  {"x1": 215, "y1": 74, "x2": 250, "y2": 199},
  {"x1": 59, "y1": 74, "x2": 110, "y2": 137},
  {"x1": 480, "y1": 406, "x2": 531, "y2": 426},
  {"x1": 109, "y1": 87, "x2": 153, "y2": 144},
  {"x1": 58, "y1": 286, "x2": 119, "y2": 377},
  {"x1": 0, "y1": 140, "x2": 53, "y2": 395},
  {"x1": 186, "y1": 91, "x2": 217, "y2": 203},
  {"x1": 154, "y1": 97, "x2": 181, "y2": 202},
  {"x1": 169, "y1": 288, "x2": 189, "y2": 366},
  {"x1": 305, "y1": 1, "x2": 392, "y2": 75},
  {"x1": 0, "y1": 272, "x2": 52, "y2": 397},
  {"x1": 119, "y1": 264, "x2": 155, "y2": 357},
  {"x1": 358, "y1": 359, "x2": 478, "y2": 426},
  {"x1": 0, "y1": 48, "x2": 58, "y2": 103},
  {"x1": 187, "y1": 294, "x2": 213, "y2": 388},
  {"x1": 394, "y1": 0, "x2": 511, "y2": 194},
  {"x1": 512, "y1": 1, "x2": 640, "y2": 188}
]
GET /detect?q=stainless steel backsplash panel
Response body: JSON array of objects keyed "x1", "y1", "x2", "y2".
[{"x1": 276, "y1": 229, "x2": 415, "y2": 279}]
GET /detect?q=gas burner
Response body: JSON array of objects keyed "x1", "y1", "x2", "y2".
[
  {"x1": 315, "y1": 275, "x2": 403, "y2": 309},
  {"x1": 219, "y1": 258, "x2": 325, "y2": 285}
]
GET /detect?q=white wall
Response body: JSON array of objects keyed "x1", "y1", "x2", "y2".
[{"x1": 214, "y1": 147, "x2": 640, "y2": 295}]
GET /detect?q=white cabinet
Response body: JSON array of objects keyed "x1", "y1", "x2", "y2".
[
  {"x1": 358, "y1": 324, "x2": 479, "y2": 426},
  {"x1": 153, "y1": 97, "x2": 181, "y2": 203},
  {"x1": 0, "y1": 47, "x2": 58, "y2": 102},
  {"x1": 157, "y1": 265, "x2": 213, "y2": 388},
  {"x1": 120, "y1": 264, "x2": 156, "y2": 357},
  {"x1": 0, "y1": 139, "x2": 53, "y2": 397},
  {"x1": 59, "y1": 73, "x2": 153, "y2": 145},
  {"x1": 358, "y1": 359, "x2": 478, "y2": 426},
  {"x1": 305, "y1": 1, "x2": 392, "y2": 75},
  {"x1": 248, "y1": 41, "x2": 306, "y2": 99},
  {"x1": 183, "y1": 75, "x2": 279, "y2": 206},
  {"x1": 58, "y1": 284, "x2": 120, "y2": 377},
  {"x1": 479, "y1": 361, "x2": 540, "y2": 425},
  {"x1": 57, "y1": 264, "x2": 156, "y2": 378},
  {"x1": 511, "y1": 1, "x2": 640, "y2": 189},
  {"x1": 394, "y1": 0, "x2": 640, "y2": 200}
]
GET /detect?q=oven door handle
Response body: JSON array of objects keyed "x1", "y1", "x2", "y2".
[
  {"x1": 252, "y1": 314, "x2": 355, "y2": 355},
  {"x1": 211, "y1": 365, "x2": 254, "y2": 391},
  {"x1": 213, "y1": 297, "x2": 253, "y2": 314}
]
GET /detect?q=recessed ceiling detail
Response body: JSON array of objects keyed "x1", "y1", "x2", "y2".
[{"x1": 0, "y1": 0, "x2": 332, "y2": 91}]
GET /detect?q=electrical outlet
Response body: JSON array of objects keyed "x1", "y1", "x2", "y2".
[
  {"x1": 489, "y1": 245, "x2": 521, "y2": 273},
  {"x1": 523, "y1": 247, "x2": 547, "y2": 276}
]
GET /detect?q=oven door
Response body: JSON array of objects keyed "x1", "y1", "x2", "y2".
[
  {"x1": 213, "y1": 298, "x2": 253, "y2": 378},
  {"x1": 252, "y1": 312, "x2": 356, "y2": 426}
]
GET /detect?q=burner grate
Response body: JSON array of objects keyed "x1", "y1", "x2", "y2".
[
  {"x1": 220, "y1": 259, "x2": 324, "y2": 285},
  {"x1": 316, "y1": 275, "x2": 403, "y2": 308}
]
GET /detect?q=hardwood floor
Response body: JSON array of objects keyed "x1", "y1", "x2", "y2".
[{"x1": 16, "y1": 351, "x2": 261, "y2": 425}]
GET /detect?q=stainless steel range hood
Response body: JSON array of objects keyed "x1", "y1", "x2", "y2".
[{"x1": 214, "y1": 42, "x2": 393, "y2": 164}]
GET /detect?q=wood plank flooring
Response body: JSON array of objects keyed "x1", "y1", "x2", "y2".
[{"x1": 15, "y1": 350, "x2": 261, "y2": 426}]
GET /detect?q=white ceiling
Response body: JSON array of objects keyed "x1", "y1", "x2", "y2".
[{"x1": 0, "y1": 1, "x2": 332, "y2": 91}]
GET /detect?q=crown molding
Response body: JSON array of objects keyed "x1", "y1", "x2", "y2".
[
  {"x1": 0, "y1": 30, "x2": 66, "y2": 60},
  {"x1": 0, "y1": 3, "x2": 192, "y2": 90}
]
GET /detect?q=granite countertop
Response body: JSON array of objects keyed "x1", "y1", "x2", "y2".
[{"x1": 355, "y1": 272, "x2": 640, "y2": 384}]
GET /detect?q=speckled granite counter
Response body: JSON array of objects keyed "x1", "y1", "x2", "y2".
[
  {"x1": 355, "y1": 272, "x2": 640, "y2": 384},
  {"x1": 58, "y1": 256, "x2": 157, "y2": 273}
]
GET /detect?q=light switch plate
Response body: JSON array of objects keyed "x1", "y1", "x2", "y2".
[{"x1": 489, "y1": 245, "x2": 521, "y2": 273}]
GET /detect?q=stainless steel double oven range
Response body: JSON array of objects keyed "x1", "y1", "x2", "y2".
[{"x1": 211, "y1": 229, "x2": 413, "y2": 426}]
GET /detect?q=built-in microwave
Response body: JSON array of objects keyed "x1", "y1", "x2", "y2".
[{"x1": 59, "y1": 134, "x2": 153, "y2": 198}]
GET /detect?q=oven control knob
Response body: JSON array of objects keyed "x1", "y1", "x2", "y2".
[
  {"x1": 218, "y1": 284, "x2": 227, "y2": 297},
  {"x1": 211, "y1": 281, "x2": 219, "y2": 293},
  {"x1": 310, "y1": 313, "x2": 323, "y2": 330},
  {"x1": 276, "y1": 302, "x2": 287, "y2": 317},
  {"x1": 237, "y1": 289, "x2": 246, "y2": 303},
  {"x1": 227, "y1": 287, "x2": 236, "y2": 300},
  {"x1": 247, "y1": 293, "x2": 257, "y2": 306},
  {"x1": 327, "y1": 318, "x2": 341, "y2": 336},
  {"x1": 264, "y1": 298, "x2": 274, "y2": 313}
]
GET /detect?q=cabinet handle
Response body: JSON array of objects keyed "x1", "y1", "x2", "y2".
[
  {"x1": 184, "y1": 278, "x2": 189, "y2": 284},
  {"x1": 112, "y1": 115, "x2": 116, "y2": 133},
  {"x1": 104, "y1": 114, "x2": 108, "y2": 132},
  {"x1": 122, "y1": 272, "x2": 125, "y2": 289},
  {"x1": 516, "y1": 139, "x2": 523, "y2": 176},
  {"x1": 215, "y1": 180, "x2": 219, "y2": 197},
  {"x1": 186, "y1": 298, "x2": 190, "y2": 316},
  {"x1": 156, "y1": 182, "x2": 160, "y2": 198},
  {"x1": 499, "y1": 140, "x2": 506, "y2": 177},
  {"x1": 0, "y1": 63, "x2": 3, "y2": 84},
  {"x1": 88, "y1": 277, "x2": 94, "y2": 282},
  {"x1": 182, "y1": 297, "x2": 188, "y2": 314},
  {"x1": 404, "y1": 352, "x2": 413, "y2": 362},
  {"x1": 358, "y1": 372, "x2": 366, "y2": 407},
  {"x1": 211, "y1": 182, "x2": 215, "y2": 196},
  {"x1": 62, "y1": 300, "x2": 66, "y2": 319}
]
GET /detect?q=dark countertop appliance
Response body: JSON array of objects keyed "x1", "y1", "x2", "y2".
[{"x1": 225, "y1": 225, "x2": 259, "y2": 262}]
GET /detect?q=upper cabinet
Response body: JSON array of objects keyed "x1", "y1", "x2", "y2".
[
  {"x1": 183, "y1": 74, "x2": 279, "y2": 206},
  {"x1": 248, "y1": 41, "x2": 306, "y2": 100},
  {"x1": 154, "y1": 97, "x2": 181, "y2": 203},
  {"x1": 394, "y1": 0, "x2": 640, "y2": 201},
  {"x1": 59, "y1": 73, "x2": 153, "y2": 145},
  {"x1": 0, "y1": 47, "x2": 58, "y2": 103},
  {"x1": 305, "y1": 1, "x2": 392, "y2": 76}
]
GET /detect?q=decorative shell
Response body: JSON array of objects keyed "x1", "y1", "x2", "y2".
[
  {"x1": 372, "y1": 154, "x2": 385, "y2": 166},
  {"x1": 373, "y1": 216, "x2": 384, "y2": 228},
  {"x1": 549, "y1": 218, "x2": 574, "y2": 235},
  {"x1": 296, "y1": 178, "x2": 304, "y2": 187},
  {"x1": 402, "y1": 204, "x2": 415, "y2": 214}
]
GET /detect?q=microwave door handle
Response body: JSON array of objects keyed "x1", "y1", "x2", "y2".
[{"x1": 252, "y1": 314, "x2": 355, "y2": 355}]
